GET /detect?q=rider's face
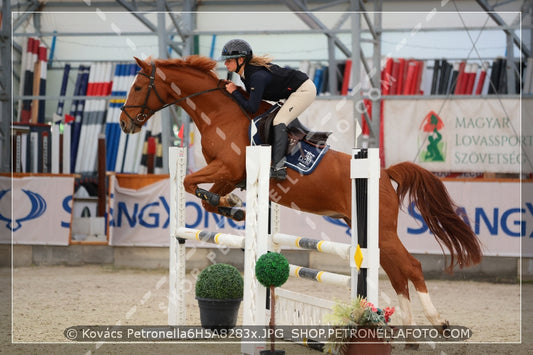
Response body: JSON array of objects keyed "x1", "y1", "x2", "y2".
[{"x1": 224, "y1": 58, "x2": 243, "y2": 73}]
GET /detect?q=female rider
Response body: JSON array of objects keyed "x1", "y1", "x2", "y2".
[{"x1": 220, "y1": 39, "x2": 317, "y2": 181}]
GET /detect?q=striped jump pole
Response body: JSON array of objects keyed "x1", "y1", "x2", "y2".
[
  {"x1": 272, "y1": 233, "x2": 351, "y2": 259},
  {"x1": 176, "y1": 227, "x2": 245, "y2": 248},
  {"x1": 288, "y1": 264, "x2": 351, "y2": 288}
]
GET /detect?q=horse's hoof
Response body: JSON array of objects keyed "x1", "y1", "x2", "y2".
[
  {"x1": 439, "y1": 320, "x2": 450, "y2": 336},
  {"x1": 233, "y1": 209, "x2": 245, "y2": 221},
  {"x1": 404, "y1": 343, "x2": 419, "y2": 350},
  {"x1": 218, "y1": 207, "x2": 245, "y2": 221}
]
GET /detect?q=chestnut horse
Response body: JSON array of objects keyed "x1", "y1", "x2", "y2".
[{"x1": 120, "y1": 55, "x2": 482, "y2": 327}]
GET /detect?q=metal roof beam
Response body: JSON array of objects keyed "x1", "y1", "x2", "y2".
[
  {"x1": 308, "y1": 0, "x2": 349, "y2": 12},
  {"x1": 360, "y1": 0, "x2": 377, "y2": 40},
  {"x1": 283, "y1": 0, "x2": 351, "y2": 57},
  {"x1": 475, "y1": 0, "x2": 530, "y2": 57},
  {"x1": 21, "y1": 1, "x2": 184, "y2": 8},
  {"x1": 283, "y1": 0, "x2": 377, "y2": 88},
  {"x1": 115, "y1": 0, "x2": 158, "y2": 33},
  {"x1": 12, "y1": 0, "x2": 42, "y2": 31}
]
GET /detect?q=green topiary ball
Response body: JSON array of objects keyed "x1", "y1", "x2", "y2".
[
  {"x1": 195, "y1": 263, "x2": 244, "y2": 299},
  {"x1": 255, "y1": 252, "x2": 290, "y2": 288}
]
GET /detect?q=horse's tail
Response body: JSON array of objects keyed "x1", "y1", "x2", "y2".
[{"x1": 386, "y1": 162, "x2": 482, "y2": 273}]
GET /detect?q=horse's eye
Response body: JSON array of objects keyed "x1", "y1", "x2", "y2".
[{"x1": 134, "y1": 86, "x2": 142, "y2": 91}]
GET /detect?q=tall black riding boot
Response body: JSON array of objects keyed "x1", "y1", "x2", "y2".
[{"x1": 271, "y1": 123, "x2": 288, "y2": 180}]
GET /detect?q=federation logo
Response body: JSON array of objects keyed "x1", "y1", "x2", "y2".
[
  {"x1": 297, "y1": 149, "x2": 317, "y2": 167},
  {"x1": 419, "y1": 110, "x2": 446, "y2": 162},
  {"x1": 0, "y1": 189, "x2": 47, "y2": 231}
]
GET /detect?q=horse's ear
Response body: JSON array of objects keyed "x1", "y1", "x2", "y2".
[{"x1": 134, "y1": 56, "x2": 149, "y2": 72}]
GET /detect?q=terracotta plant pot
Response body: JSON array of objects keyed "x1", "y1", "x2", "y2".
[{"x1": 342, "y1": 333, "x2": 392, "y2": 355}]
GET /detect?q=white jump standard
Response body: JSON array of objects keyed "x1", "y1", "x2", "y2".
[{"x1": 167, "y1": 145, "x2": 381, "y2": 354}]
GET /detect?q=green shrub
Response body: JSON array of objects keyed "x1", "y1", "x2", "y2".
[
  {"x1": 195, "y1": 263, "x2": 244, "y2": 299},
  {"x1": 255, "y1": 252, "x2": 289, "y2": 288}
]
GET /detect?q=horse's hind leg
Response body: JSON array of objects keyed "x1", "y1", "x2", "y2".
[
  {"x1": 381, "y1": 234, "x2": 448, "y2": 328},
  {"x1": 380, "y1": 237, "x2": 415, "y2": 326},
  {"x1": 382, "y1": 235, "x2": 448, "y2": 327},
  {"x1": 409, "y1": 259, "x2": 449, "y2": 328}
]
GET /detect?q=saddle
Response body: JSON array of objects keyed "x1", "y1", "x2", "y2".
[{"x1": 254, "y1": 103, "x2": 332, "y2": 154}]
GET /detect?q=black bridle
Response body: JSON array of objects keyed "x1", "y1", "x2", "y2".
[{"x1": 121, "y1": 61, "x2": 224, "y2": 129}]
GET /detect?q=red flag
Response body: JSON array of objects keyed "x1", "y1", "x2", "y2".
[
  {"x1": 177, "y1": 123, "x2": 184, "y2": 147},
  {"x1": 64, "y1": 114, "x2": 75, "y2": 123}
]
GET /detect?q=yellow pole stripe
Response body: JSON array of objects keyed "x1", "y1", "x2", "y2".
[
  {"x1": 295, "y1": 237, "x2": 301, "y2": 248},
  {"x1": 317, "y1": 240, "x2": 324, "y2": 252},
  {"x1": 294, "y1": 266, "x2": 302, "y2": 277},
  {"x1": 316, "y1": 271, "x2": 324, "y2": 282},
  {"x1": 214, "y1": 233, "x2": 222, "y2": 244},
  {"x1": 195, "y1": 230, "x2": 201, "y2": 241}
]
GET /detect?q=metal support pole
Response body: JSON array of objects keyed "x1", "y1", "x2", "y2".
[
  {"x1": 370, "y1": 0, "x2": 382, "y2": 149},
  {"x1": 0, "y1": 0, "x2": 12, "y2": 172},
  {"x1": 327, "y1": 36, "x2": 338, "y2": 95},
  {"x1": 157, "y1": 0, "x2": 171, "y2": 173},
  {"x1": 506, "y1": 32, "x2": 516, "y2": 94},
  {"x1": 179, "y1": 1, "x2": 195, "y2": 150},
  {"x1": 351, "y1": 1, "x2": 363, "y2": 148}
]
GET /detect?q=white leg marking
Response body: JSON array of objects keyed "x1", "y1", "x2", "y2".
[
  {"x1": 417, "y1": 291, "x2": 446, "y2": 326},
  {"x1": 397, "y1": 294, "x2": 414, "y2": 325}
]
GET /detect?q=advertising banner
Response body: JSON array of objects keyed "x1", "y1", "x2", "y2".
[
  {"x1": 108, "y1": 175, "x2": 173, "y2": 246},
  {"x1": 396, "y1": 179, "x2": 530, "y2": 257},
  {"x1": 0, "y1": 175, "x2": 75, "y2": 245},
  {"x1": 383, "y1": 98, "x2": 531, "y2": 174},
  {"x1": 107, "y1": 173, "x2": 530, "y2": 258},
  {"x1": 107, "y1": 174, "x2": 247, "y2": 246}
]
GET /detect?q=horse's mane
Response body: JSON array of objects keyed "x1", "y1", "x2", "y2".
[
  {"x1": 148, "y1": 55, "x2": 272, "y2": 117},
  {"x1": 154, "y1": 55, "x2": 219, "y2": 80}
]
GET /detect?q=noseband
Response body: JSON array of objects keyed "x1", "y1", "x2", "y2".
[{"x1": 121, "y1": 61, "x2": 223, "y2": 129}]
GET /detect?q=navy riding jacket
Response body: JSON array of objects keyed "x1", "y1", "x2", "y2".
[{"x1": 231, "y1": 63, "x2": 308, "y2": 114}]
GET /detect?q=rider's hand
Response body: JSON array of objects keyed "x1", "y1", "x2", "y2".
[{"x1": 225, "y1": 82, "x2": 237, "y2": 94}]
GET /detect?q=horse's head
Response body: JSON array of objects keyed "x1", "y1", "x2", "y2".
[
  {"x1": 119, "y1": 57, "x2": 166, "y2": 134},
  {"x1": 120, "y1": 56, "x2": 223, "y2": 134}
]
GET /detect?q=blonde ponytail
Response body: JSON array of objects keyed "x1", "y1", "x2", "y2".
[{"x1": 248, "y1": 54, "x2": 274, "y2": 69}]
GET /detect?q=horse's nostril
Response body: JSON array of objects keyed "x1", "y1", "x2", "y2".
[{"x1": 120, "y1": 120, "x2": 126, "y2": 131}]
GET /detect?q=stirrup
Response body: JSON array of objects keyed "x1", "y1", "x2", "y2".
[{"x1": 270, "y1": 166, "x2": 287, "y2": 181}]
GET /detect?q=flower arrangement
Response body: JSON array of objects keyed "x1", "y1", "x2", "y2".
[
  {"x1": 326, "y1": 296, "x2": 394, "y2": 327},
  {"x1": 324, "y1": 296, "x2": 395, "y2": 354}
]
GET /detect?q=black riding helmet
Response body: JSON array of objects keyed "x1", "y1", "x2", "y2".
[{"x1": 219, "y1": 39, "x2": 253, "y2": 61}]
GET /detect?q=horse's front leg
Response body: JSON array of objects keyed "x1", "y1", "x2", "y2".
[
  {"x1": 198, "y1": 182, "x2": 245, "y2": 221},
  {"x1": 183, "y1": 161, "x2": 245, "y2": 221}
]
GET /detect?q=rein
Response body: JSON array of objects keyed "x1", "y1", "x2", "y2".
[{"x1": 121, "y1": 61, "x2": 224, "y2": 127}]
